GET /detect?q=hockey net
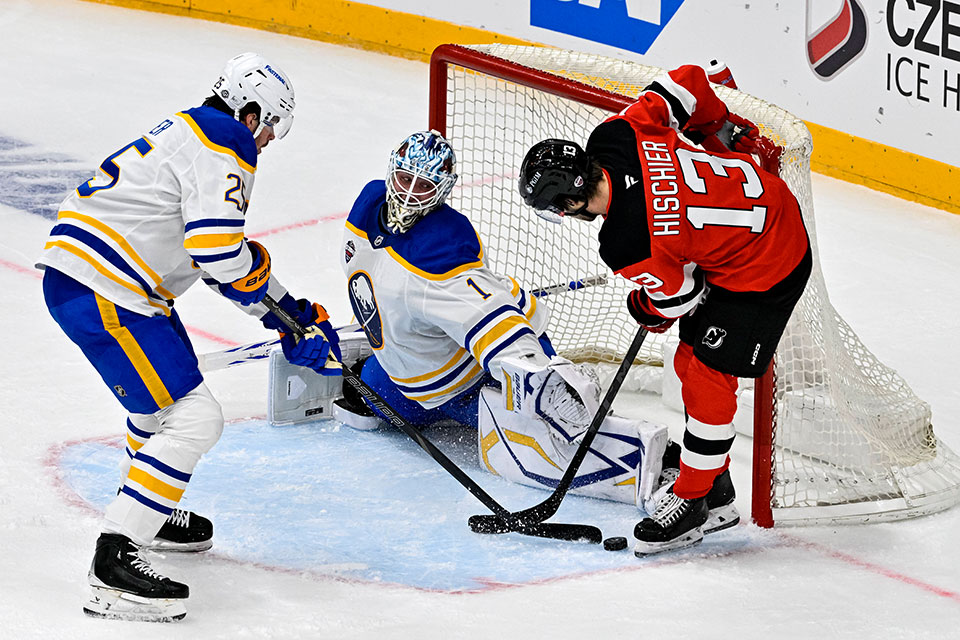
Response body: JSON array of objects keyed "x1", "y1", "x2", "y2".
[{"x1": 429, "y1": 43, "x2": 960, "y2": 526}]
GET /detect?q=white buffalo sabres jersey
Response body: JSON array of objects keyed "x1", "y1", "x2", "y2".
[
  {"x1": 37, "y1": 106, "x2": 261, "y2": 317},
  {"x1": 341, "y1": 181, "x2": 550, "y2": 409}
]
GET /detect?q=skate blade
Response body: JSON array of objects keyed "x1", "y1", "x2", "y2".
[
  {"x1": 84, "y1": 586, "x2": 187, "y2": 623},
  {"x1": 147, "y1": 538, "x2": 213, "y2": 553},
  {"x1": 703, "y1": 503, "x2": 741, "y2": 535},
  {"x1": 633, "y1": 529, "x2": 704, "y2": 557}
]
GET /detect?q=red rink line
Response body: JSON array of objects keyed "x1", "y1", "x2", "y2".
[
  {"x1": 247, "y1": 211, "x2": 348, "y2": 239},
  {"x1": 1, "y1": 257, "x2": 238, "y2": 347},
  {"x1": 778, "y1": 532, "x2": 960, "y2": 604}
]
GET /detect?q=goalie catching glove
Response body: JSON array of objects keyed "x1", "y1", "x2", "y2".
[{"x1": 260, "y1": 293, "x2": 341, "y2": 375}]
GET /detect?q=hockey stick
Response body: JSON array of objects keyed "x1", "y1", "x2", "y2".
[
  {"x1": 198, "y1": 324, "x2": 360, "y2": 372},
  {"x1": 198, "y1": 337, "x2": 279, "y2": 372},
  {"x1": 530, "y1": 274, "x2": 607, "y2": 298},
  {"x1": 468, "y1": 325, "x2": 649, "y2": 535},
  {"x1": 260, "y1": 294, "x2": 603, "y2": 544},
  {"x1": 197, "y1": 274, "x2": 607, "y2": 372}
]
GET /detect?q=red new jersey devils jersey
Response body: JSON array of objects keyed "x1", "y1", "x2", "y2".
[{"x1": 589, "y1": 65, "x2": 809, "y2": 317}]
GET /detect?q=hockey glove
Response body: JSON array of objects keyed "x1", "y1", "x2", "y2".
[
  {"x1": 682, "y1": 106, "x2": 729, "y2": 147},
  {"x1": 626, "y1": 289, "x2": 676, "y2": 334},
  {"x1": 216, "y1": 240, "x2": 272, "y2": 306},
  {"x1": 262, "y1": 294, "x2": 342, "y2": 375},
  {"x1": 696, "y1": 113, "x2": 783, "y2": 171}
]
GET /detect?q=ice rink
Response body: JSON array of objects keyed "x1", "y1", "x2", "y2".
[{"x1": 1, "y1": 1, "x2": 959, "y2": 637}]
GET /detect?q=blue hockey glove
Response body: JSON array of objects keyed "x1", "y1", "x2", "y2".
[
  {"x1": 216, "y1": 240, "x2": 272, "y2": 306},
  {"x1": 261, "y1": 294, "x2": 342, "y2": 374}
]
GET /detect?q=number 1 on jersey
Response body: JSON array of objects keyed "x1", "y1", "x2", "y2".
[
  {"x1": 686, "y1": 205, "x2": 767, "y2": 233},
  {"x1": 466, "y1": 278, "x2": 491, "y2": 299}
]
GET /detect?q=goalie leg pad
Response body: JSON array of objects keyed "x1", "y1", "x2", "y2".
[{"x1": 478, "y1": 386, "x2": 668, "y2": 508}]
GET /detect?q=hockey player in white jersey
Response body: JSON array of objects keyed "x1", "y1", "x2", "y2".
[
  {"x1": 37, "y1": 53, "x2": 340, "y2": 622},
  {"x1": 338, "y1": 130, "x2": 673, "y2": 516}
]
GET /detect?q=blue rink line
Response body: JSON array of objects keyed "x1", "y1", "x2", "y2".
[{"x1": 57, "y1": 419, "x2": 754, "y2": 592}]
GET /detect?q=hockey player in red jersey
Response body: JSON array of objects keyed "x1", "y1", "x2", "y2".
[{"x1": 519, "y1": 65, "x2": 811, "y2": 555}]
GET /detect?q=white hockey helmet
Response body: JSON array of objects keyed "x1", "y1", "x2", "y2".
[
  {"x1": 384, "y1": 130, "x2": 458, "y2": 234},
  {"x1": 213, "y1": 52, "x2": 295, "y2": 139}
]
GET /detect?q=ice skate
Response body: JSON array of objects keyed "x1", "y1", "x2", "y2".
[
  {"x1": 83, "y1": 533, "x2": 189, "y2": 622},
  {"x1": 646, "y1": 466, "x2": 740, "y2": 536},
  {"x1": 150, "y1": 508, "x2": 213, "y2": 552},
  {"x1": 634, "y1": 490, "x2": 709, "y2": 556},
  {"x1": 703, "y1": 469, "x2": 740, "y2": 535}
]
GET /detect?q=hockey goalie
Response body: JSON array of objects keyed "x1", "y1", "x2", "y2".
[{"x1": 311, "y1": 128, "x2": 739, "y2": 526}]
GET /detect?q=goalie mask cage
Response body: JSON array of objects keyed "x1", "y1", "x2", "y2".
[{"x1": 428, "y1": 43, "x2": 960, "y2": 527}]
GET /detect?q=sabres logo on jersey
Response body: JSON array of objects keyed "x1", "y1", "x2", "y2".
[
  {"x1": 344, "y1": 240, "x2": 356, "y2": 264},
  {"x1": 348, "y1": 271, "x2": 384, "y2": 349}
]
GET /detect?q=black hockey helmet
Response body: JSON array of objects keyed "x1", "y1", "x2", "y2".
[{"x1": 518, "y1": 139, "x2": 591, "y2": 222}]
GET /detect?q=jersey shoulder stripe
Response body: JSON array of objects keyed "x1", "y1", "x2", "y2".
[
  {"x1": 387, "y1": 205, "x2": 483, "y2": 279},
  {"x1": 177, "y1": 107, "x2": 257, "y2": 173}
]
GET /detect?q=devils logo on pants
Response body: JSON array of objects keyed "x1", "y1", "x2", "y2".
[{"x1": 702, "y1": 326, "x2": 727, "y2": 349}]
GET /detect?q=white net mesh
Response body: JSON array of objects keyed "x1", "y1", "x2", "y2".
[{"x1": 437, "y1": 44, "x2": 960, "y2": 525}]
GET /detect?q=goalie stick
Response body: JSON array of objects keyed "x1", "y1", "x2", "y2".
[
  {"x1": 260, "y1": 294, "x2": 603, "y2": 544},
  {"x1": 468, "y1": 325, "x2": 649, "y2": 535},
  {"x1": 198, "y1": 276, "x2": 607, "y2": 372}
]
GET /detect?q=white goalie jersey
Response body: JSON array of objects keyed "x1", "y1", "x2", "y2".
[
  {"x1": 341, "y1": 180, "x2": 550, "y2": 409},
  {"x1": 37, "y1": 106, "x2": 263, "y2": 317}
]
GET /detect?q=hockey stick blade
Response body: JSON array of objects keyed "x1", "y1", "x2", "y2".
[
  {"x1": 468, "y1": 514, "x2": 603, "y2": 544},
  {"x1": 467, "y1": 326, "x2": 649, "y2": 532},
  {"x1": 262, "y1": 294, "x2": 609, "y2": 546}
]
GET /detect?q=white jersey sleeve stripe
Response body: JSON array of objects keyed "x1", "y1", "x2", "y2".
[
  {"x1": 388, "y1": 347, "x2": 470, "y2": 385},
  {"x1": 478, "y1": 327, "x2": 537, "y2": 372},
  {"x1": 393, "y1": 352, "x2": 477, "y2": 394},
  {"x1": 470, "y1": 315, "x2": 532, "y2": 362},
  {"x1": 403, "y1": 363, "x2": 484, "y2": 403},
  {"x1": 464, "y1": 304, "x2": 519, "y2": 347},
  {"x1": 183, "y1": 231, "x2": 245, "y2": 250}
]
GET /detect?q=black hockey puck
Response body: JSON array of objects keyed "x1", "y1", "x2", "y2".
[{"x1": 603, "y1": 536, "x2": 628, "y2": 551}]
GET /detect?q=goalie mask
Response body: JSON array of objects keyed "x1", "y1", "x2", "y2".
[
  {"x1": 214, "y1": 52, "x2": 296, "y2": 139},
  {"x1": 518, "y1": 139, "x2": 592, "y2": 223},
  {"x1": 384, "y1": 130, "x2": 458, "y2": 234}
]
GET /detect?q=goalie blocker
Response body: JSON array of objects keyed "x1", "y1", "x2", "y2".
[{"x1": 268, "y1": 328, "x2": 372, "y2": 425}]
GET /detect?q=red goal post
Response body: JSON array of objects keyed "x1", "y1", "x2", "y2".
[{"x1": 428, "y1": 43, "x2": 960, "y2": 528}]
